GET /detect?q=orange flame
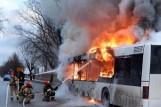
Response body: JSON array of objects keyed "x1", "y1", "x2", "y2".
[
  {"x1": 74, "y1": 63, "x2": 79, "y2": 80},
  {"x1": 88, "y1": 98, "x2": 101, "y2": 105},
  {"x1": 66, "y1": 20, "x2": 137, "y2": 81},
  {"x1": 89, "y1": 98, "x2": 95, "y2": 103},
  {"x1": 91, "y1": 31, "x2": 136, "y2": 49},
  {"x1": 70, "y1": 31, "x2": 137, "y2": 79},
  {"x1": 88, "y1": 30, "x2": 137, "y2": 78}
]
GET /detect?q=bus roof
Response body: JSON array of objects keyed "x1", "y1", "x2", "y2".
[{"x1": 114, "y1": 42, "x2": 161, "y2": 56}]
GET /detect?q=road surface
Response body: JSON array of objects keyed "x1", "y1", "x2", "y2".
[{"x1": 0, "y1": 77, "x2": 104, "y2": 107}]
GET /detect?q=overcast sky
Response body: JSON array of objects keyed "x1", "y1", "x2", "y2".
[{"x1": 0, "y1": 0, "x2": 27, "y2": 66}]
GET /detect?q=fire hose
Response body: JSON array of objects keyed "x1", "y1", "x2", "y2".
[
  {"x1": 22, "y1": 94, "x2": 34, "y2": 107},
  {"x1": 22, "y1": 98, "x2": 26, "y2": 107},
  {"x1": 5, "y1": 84, "x2": 9, "y2": 107},
  {"x1": 22, "y1": 61, "x2": 91, "y2": 107},
  {"x1": 54, "y1": 61, "x2": 92, "y2": 89}
]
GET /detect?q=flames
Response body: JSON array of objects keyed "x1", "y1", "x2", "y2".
[
  {"x1": 67, "y1": 30, "x2": 137, "y2": 80},
  {"x1": 73, "y1": 64, "x2": 79, "y2": 80},
  {"x1": 67, "y1": 22, "x2": 138, "y2": 80},
  {"x1": 89, "y1": 31, "x2": 137, "y2": 78},
  {"x1": 91, "y1": 31, "x2": 136, "y2": 49},
  {"x1": 69, "y1": 62, "x2": 87, "y2": 81},
  {"x1": 89, "y1": 98, "x2": 95, "y2": 103}
]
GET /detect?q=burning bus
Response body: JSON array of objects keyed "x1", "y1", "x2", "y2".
[{"x1": 66, "y1": 42, "x2": 161, "y2": 107}]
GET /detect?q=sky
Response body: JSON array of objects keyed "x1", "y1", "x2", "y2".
[{"x1": 0, "y1": 0, "x2": 27, "y2": 65}]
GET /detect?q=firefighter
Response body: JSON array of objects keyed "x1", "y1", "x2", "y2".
[
  {"x1": 18, "y1": 72, "x2": 25, "y2": 91},
  {"x1": 43, "y1": 80, "x2": 58, "y2": 102},
  {"x1": 18, "y1": 85, "x2": 25, "y2": 103},
  {"x1": 19, "y1": 82, "x2": 34, "y2": 104},
  {"x1": 9, "y1": 72, "x2": 19, "y2": 100}
]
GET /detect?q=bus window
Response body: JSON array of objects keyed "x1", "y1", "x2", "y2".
[
  {"x1": 73, "y1": 63, "x2": 80, "y2": 80},
  {"x1": 130, "y1": 54, "x2": 143, "y2": 86},
  {"x1": 73, "y1": 62, "x2": 88, "y2": 80},
  {"x1": 87, "y1": 60, "x2": 99, "y2": 81},
  {"x1": 99, "y1": 56, "x2": 114, "y2": 78},
  {"x1": 66, "y1": 63, "x2": 74, "y2": 79},
  {"x1": 114, "y1": 54, "x2": 143, "y2": 86},
  {"x1": 150, "y1": 46, "x2": 161, "y2": 74},
  {"x1": 114, "y1": 57, "x2": 131, "y2": 78},
  {"x1": 79, "y1": 63, "x2": 87, "y2": 80}
]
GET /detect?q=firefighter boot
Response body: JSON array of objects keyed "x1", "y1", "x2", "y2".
[
  {"x1": 10, "y1": 96, "x2": 13, "y2": 100},
  {"x1": 46, "y1": 96, "x2": 50, "y2": 102},
  {"x1": 51, "y1": 96, "x2": 55, "y2": 101},
  {"x1": 16, "y1": 95, "x2": 19, "y2": 100}
]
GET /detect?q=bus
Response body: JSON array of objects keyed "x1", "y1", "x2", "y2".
[{"x1": 66, "y1": 42, "x2": 161, "y2": 107}]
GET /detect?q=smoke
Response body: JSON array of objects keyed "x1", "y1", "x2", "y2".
[
  {"x1": 34, "y1": 0, "x2": 161, "y2": 106},
  {"x1": 151, "y1": 0, "x2": 161, "y2": 31},
  {"x1": 59, "y1": 21, "x2": 91, "y2": 62},
  {"x1": 133, "y1": 0, "x2": 155, "y2": 22},
  {"x1": 55, "y1": 82, "x2": 101, "y2": 106},
  {"x1": 55, "y1": 83, "x2": 74, "y2": 99},
  {"x1": 38, "y1": 0, "x2": 161, "y2": 79},
  {"x1": 38, "y1": 0, "x2": 64, "y2": 24},
  {"x1": 149, "y1": 31, "x2": 161, "y2": 42}
]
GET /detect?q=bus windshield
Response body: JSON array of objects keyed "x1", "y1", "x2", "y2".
[{"x1": 150, "y1": 45, "x2": 161, "y2": 74}]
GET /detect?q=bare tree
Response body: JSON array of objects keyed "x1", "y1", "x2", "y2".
[
  {"x1": 15, "y1": 0, "x2": 62, "y2": 71},
  {"x1": 0, "y1": 53, "x2": 24, "y2": 76},
  {"x1": 20, "y1": 46, "x2": 37, "y2": 80}
]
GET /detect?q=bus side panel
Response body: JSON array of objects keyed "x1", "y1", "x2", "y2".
[
  {"x1": 110, "y1": 84, "x2": 141, "y2": 107},
  {"x1": 72, "y1": 81, "x2": 97, "y2": 98},
  {"x1": 142, "y1": 44, "x2": 150, "y2": 81},
  {"x1": 140, "y1": 44, "x2": 150, "y2": 107},
  {"x1": 94, "y1": 82, "x2": 111, "y2": 101},
  {"x1": 149, "y1": 75, "x2": 161, "y2": 99},
  {"x1": 72, "y1": 81, "x2": 112, "y2": 103},
  {"x1": 149, "y1": 99, "x2": 161, "y2": 107},
  {"x1": 148, "y1": 75, "x2": 161, "y2": 107}
]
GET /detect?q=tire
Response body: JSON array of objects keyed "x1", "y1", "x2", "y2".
[{"x1": 101, "y1": 88, "x2": 110, "y2": 107}]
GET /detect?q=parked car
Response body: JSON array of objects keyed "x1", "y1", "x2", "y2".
[{"x1": 3, "y1": 74, "x2": 11, "y2": 81}]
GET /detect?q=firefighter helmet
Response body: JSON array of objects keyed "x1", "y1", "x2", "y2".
[
  {"x1": 10, "y1": 72, "x2": 14, "y2": 77},
  {"x1": 44, "y1": 80, "x2": 50, "y2": 86},
  {"x1": 26, "y1": 82, "x2": 32, "y2": 87}
]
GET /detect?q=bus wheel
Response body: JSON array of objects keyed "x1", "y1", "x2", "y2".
[{"x1": 101, "y1": 88, "x2": 110, "y2": 106}]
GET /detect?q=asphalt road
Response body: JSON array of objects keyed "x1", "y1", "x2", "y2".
[{"x1": 0, "y1": 77, "x2": 104, "y2": 107}]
